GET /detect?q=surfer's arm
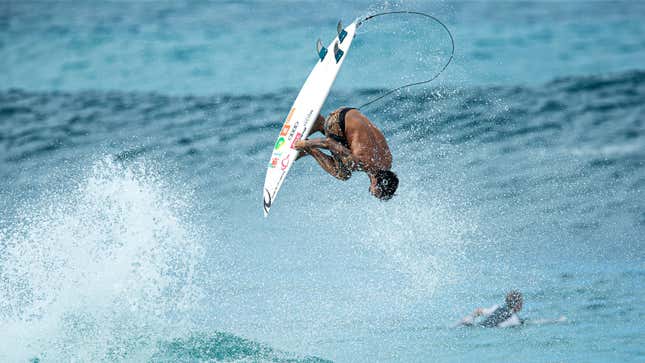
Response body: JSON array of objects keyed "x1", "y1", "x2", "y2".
[
  {"x1": 473, "y1": 305, "x2": 499, "y2": 318},
  {"x1": 295, "y1": 138, "x2": 355, "y2": 179},
  {"x1": 459, "y1": 305, "x2": 496, "y2": 325},
  {"x1": 296, "y1": 138, "x2": 352, "y2": 159},
  {"x1": 308, "y1": 114, "x2": 326, "y2": 135},
  {"x1": 459, "y1": 308, "x2": 483, "y2": 325}
]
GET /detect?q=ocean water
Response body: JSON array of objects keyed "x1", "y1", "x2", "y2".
[{"x1": 1, "y1": 1, "x2": 644, "y2": 362}]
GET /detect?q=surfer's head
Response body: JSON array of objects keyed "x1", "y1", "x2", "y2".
[
  {"x1": 505, "y1": 290, "x2": 523, "y2": 313},
  {"x1": 370, "y1": 170, "x2": 398, "y2": 200}
]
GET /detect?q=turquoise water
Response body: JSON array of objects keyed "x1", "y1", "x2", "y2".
[{"x1": 1, "y1": 1, "x2": 644, "y2": 362}]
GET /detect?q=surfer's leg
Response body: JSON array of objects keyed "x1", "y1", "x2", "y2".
[
  {"x1": 306, "y1": 148, "x2": 350, "y2": 180},
  {"x1": 309, "y1": 114, "x2": 325, "y2": 135},
  {"x1": 298, "y1": 137, "x2": 353, "y2": 163}
]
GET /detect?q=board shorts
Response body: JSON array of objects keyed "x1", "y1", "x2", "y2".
[
  {"x1": 324, "y1": 107, "x2": 356, "y2": 180},
  {"x1": 324, "y1": 107, "x2": 354, "y2": 147}
]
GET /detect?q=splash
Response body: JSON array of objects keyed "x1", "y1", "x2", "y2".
[
  {"x1": 322, "y1": 173, "x2": 477, "y2": 309},
  {"x1": 361, "y1": 191, "x2": 475, "y2": 300},
  {"x1": 0, "y1": 157, "x2": 205, "y2": 361}
]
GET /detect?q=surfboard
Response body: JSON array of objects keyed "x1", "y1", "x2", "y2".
[{"x1": 262, "y1": 21, "x2": 357, "y2": 216}]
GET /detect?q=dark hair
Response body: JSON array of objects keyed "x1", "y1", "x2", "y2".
[
  {"x1": 505, "y1": 290, "x2": 523, "y2": 309},
  {"x1": 375, "y1": 170, "x2": 398, "y2": 200}
]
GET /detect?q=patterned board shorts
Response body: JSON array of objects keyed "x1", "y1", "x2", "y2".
[
  {"x1": 323, "y1": 108, "x2": 346, "y2": 141},
  {"x1": 323, "y1": 107, "x2": 356, "y2": 179}
]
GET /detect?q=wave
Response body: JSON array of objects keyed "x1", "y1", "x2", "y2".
[
  {"x1": 0, "y1": 158, "x2": 201, "y2": 361},
  {"x1": 0, "y1": 157, "x2": 330, "y2": 361},
  {"x1": 2, "y1": 69, "x2": 644, "y2": 159},
  {"x1": 1, "y1": 71, "x2": 643, "y2": 361},
  {"x1": 152, "y1": 332, "x2": 331, "y2": 362},
  {"x1": 22, "y1": 331, "x2": 331, "y2": 362},
  {"x1": 1, "y1": 70, "x2": 643, "y2": 238},
  {"x1": 1, "y1": 71, "x2": 643, "y2": 227},
  {"x1": 1, "y1": 70, "x2": 643, "y2": 200}
]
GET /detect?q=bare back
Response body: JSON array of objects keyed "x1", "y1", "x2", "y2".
[{"x1": 343, "y1": 109, "x2": 392, "y2": 172}]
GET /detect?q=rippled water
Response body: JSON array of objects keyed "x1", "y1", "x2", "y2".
[{"x1": 1, "y1": 1, "x2": 644, "y2": 362}]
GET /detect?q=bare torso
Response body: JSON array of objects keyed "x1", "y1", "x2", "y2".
[{"x1": 342, "y1": 109, "x2": 392, "y2": 172}]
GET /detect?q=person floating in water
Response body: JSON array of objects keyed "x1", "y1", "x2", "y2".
[
  {"x1": 294, "y1": 107, "x2": 398, "y2": 200},
  {"x1": 459, "y1": 290, "x2": 524, "y2": 328}
]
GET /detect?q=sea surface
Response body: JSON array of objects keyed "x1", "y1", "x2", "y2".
[{"x1": 1, "y1": 1, "x2": 644, "y2": 362}]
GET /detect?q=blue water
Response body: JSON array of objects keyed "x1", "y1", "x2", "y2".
[{"x1": 1, "y1": 1, "x2": 644, "y2": 362}]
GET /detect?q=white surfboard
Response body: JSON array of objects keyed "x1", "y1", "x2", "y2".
[{"x1": 263, "y1": 21, "x2": 357, "y2": 216}]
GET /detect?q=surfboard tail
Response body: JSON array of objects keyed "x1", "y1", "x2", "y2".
[
  {"x1": 263, "y1": 188, "x2": 272, "y2": 217},
  {"x1": 316, "y1": 39, "x2": 327, "y2": 61},
  {"x1": 337, "y1": 20, "x2": 347, "y2": 43}
]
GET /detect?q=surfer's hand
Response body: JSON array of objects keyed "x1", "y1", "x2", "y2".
[{"x1": 460, "y1": 315, "x2": 475, "y2": 326}]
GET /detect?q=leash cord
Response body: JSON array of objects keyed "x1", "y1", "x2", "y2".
[{"x1": 355, "y1": 11, "x2": 455, "y2": 109}]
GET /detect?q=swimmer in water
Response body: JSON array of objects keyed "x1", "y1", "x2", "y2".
[{"x1": 458, "y1": 290, "x2": 524, "y2": 328}]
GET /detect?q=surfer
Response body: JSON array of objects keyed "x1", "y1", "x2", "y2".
[
  {"x1": 294, "y1": 107, "x2": 398, "y2": 200},
  {"x1": 458, "y1": 290, "x2": 524, "y2": 328}
]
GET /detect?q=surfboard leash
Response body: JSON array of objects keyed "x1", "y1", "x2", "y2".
[{"x1": 355, "y1": 11, "x2": 455, "y2": 110}]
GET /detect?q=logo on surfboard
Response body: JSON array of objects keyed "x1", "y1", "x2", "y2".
[
  {"x1": 280, "y1": 155, "x2": 290, "y2": 170},
  {"x1": 290, "y1": 132, "x2": 302, "y2": 149},
  {"x1": 279, "y1": 124, "x2": 290, "y2": 136},
  {"x1": 274, "y1": 137, "x2": 285, "y2": 150},
  {"x1": 263, "y1": 188, "x2": 272, "y2": 214}
]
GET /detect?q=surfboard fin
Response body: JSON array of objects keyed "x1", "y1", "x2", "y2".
[
  {"x1": 316, "y1": 39, "x2": 327, "y2": 61},
  {"x1": 333, "y1": 41, "x2": 344, "y2": 63},
  {"x1": 337, "y1": 20, "x2": 347, "y2": 43}
]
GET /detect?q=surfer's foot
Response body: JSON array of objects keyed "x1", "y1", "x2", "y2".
[
  {"x1": 293, "y1": 140, "x2": 307, "y2": 150},
  {"x1": 295, "y1": 148, "x2": 310, "y2": 161}
]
